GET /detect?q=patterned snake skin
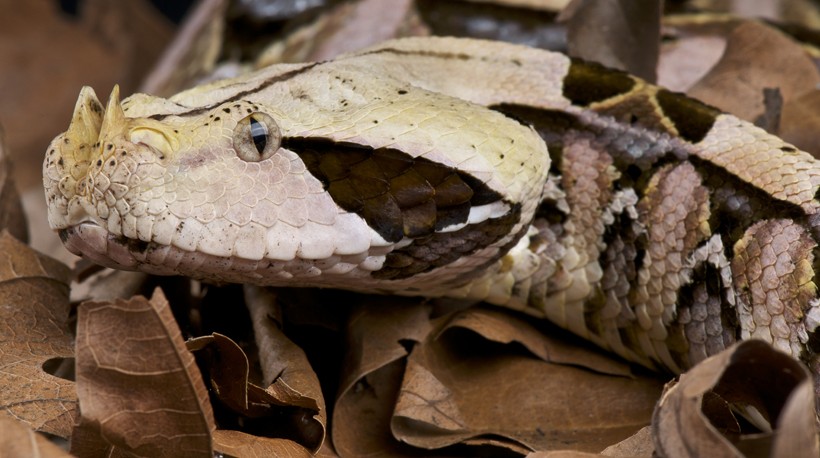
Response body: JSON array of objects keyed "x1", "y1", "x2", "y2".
[{"x1": 44, "y1": 37, "x2": 820, "y2": 385}]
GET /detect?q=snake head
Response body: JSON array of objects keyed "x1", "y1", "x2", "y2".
[
  {"x1": 44, "y1": 83, "x2": 368, "y2": 280},
  {"x1": 43, "y1": 64, "x2": 547, "y2": 294}
]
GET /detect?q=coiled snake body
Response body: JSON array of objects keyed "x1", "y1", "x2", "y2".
[{"x1": 44, "y1": 37, "x2": 820, "y2": 382}]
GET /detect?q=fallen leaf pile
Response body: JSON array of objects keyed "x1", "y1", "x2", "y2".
[{"x1": 2, "y1": 0, "x2": 820, "y2": 456}]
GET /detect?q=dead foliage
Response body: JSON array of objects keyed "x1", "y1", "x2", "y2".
[{"x1": 3, "y1": 0, "x2": 820, "y2": 456}]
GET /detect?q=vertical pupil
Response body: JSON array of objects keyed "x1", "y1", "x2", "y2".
[{"x1": 249, "y1": 117, "x2": 267, "y2": 153}]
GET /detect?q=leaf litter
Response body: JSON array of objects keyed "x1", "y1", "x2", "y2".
[{"x1": 5, "y1": 0, "x2": 820, "y2": 456}]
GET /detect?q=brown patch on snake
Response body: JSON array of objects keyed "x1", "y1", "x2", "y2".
[
  {"x1": 562, "y1": 59, "x2": 636, "y2": 106},
  {"x1": 282, "y1": 137, "x2": 503, "y2": 243},
  {"x1": 655, "y1": 89, "x2": 720, "y2": 144},
  {"x1": 374, "y1": 204, "x2": 522, "y2": 280},
  {"x1": 592, "y1": 91, "x2": 675, "y2": 137},
  {"x1": 561, "y1": 58, "x2": 718, "y2": 144}
]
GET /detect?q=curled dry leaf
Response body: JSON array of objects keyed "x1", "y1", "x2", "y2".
[
  {"x1": 687, "y1": 21, "x2": 820, "y2": 124},
  {"x1": 71, "y1": 288, "x2": 215, "y2": 458},
  {"x1": 244, "y1": 285, "x2": 326, "y2": 452},
  {"x1": 0, "y1": 231, "x2": 75, "y2": 437},
  {"x1": 332, "y1": 298, "x2": 432, "y2": 457},
  {"x1": 0, "y1": 415, "x2": 73, "y2": 458},
  {"x1": 439, "y1": 307, "x2": 632, "y2": 376},
  {"x1": 652, "y1": 340, "x2": 819, "y2": 458},
  {"x1": 187, "y1": 331, "x2": 323, "y2": 452},
  {"x1": 391, "y1": 307, "x2": 665, "y2": 453}
]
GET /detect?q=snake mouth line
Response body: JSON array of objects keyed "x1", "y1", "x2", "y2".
[
  {"x1": 59, "y1": 223, "x2": 154, "y2": 272},
  {"x1": 56, "y1": 222, "x2": 388, "y2": 288}
]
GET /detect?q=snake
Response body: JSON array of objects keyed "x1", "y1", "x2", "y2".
[{"x1": 43, "y1": 36, "x2": 820, "y2": 384}]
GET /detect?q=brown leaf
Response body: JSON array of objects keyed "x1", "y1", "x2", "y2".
[
  {"x1": 560, "y1": 0, "x2": 661, "y2": 82},
  {"x1": 658, "y1": 34, "x2": 727, "y2": 92},
  {"x1": 256, "y1": 0, "x2": 416, "y2": 65},
  {"x1": 72, "y1": 289, "x2": 215, "y2": 457},
  {"x1": 0, "y1": 415, "x2": 73, "y2": 457},
  {"x1": 332, "y1": 298, "x2": 432, "y2": 457},
  {"x1": 245, "y1": 285, "x2": 326, "y2": 451},
  {"x1": 391, "y1": 311, "x2": 665, "y2": 453},
  {"x1": 779, "y1": 89, "x2": 820, "y2": 158},
  {"x1": 334, "y1": 359, "x2": 411, "y2": 458},
  {"x1": 526, "y1": 451, "x2": 603, "y2": 458},
  {"x1": 687, "y1": 21, "x2": 820, "y2": 123},
  {"x1": 439, "y1": 307, "x2": 632, "y2": 376},
  {"x1": 187, "y1": 331, "x2": 323, "y2": 450},
  {"x1": 652, "y1": 340, "x2": 819, "y2": 458},
  {"x1": 0, "y1": 231, "x2": 75, "y2": 437},
  {"x1": 0, "y1": 129, "x2": 27, "y2": 242},
  {"x1": 212, "y1": 429, "x2": 313, "y2": 458},
  {"x1": 600, "y1": 426, "x2": 653, "y2": 457},
  {"x1": 187, "y1": 333, "x2": 263, "y2": 416}
]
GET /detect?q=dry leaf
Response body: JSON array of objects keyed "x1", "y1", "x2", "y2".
[
  {"x1": 0, "y1": 415, "x2": 73, "y2": 458},
  {"x1": 212, "y1": 429, "x2": 313, "y2": 458},
  {"x1": 0, "y1": 128, "x2": 27, "y2": 242},
  {"x1": 245, "y1": 285, "x2": 326, "y2": 452},
  {"x1": 72, "y1": 289, "x2": 215, "y2": 457},
  {"x1": 560, "y1": 0, "x2": 661, "y2": 82},
  {"x1": 687, "y1": 21, "x2": 820, "y2": 123},
  {"x1": 391, "y1": 310, "x2": 665, "y2": 453},
  {"x1": 187, "y1": 333, "x2": 265, "y2": 416},
  {"x1": 652, "y1": 340, "x2": 819, "y2": 458},
  {"x1": 332, "y1": 298, "x2": 432, "y2": 457},
  {"x1": 439, "y1": 306, "x2": 632, "y2": 376},
  {"x1": 600, "y1": 426, "x2": 653, "y2": 457},
  {"x1": 256, "y1": 0, "x2": 416, "y2": 66},
  {"x1": 187, "y1": 330, "x2": 323, "y2": 451},
  {"x1": 658, "y1": 36, "x2": 727, "y2": 92},
  {"x1": 334, "y1": 359, "x2": 411, "y2": 458},
  {"x1": 779, "y1": 88, "x2": 820, "y2": 157},
  {"x1": 0, "y1": 231, "x2": 75, "y2": 437},
  {"x1": 526, "y1": 451, "x2": 602, "y2": 458}
]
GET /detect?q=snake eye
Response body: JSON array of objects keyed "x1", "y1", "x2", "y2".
[{"x1": 233, "y1": 112, "x2": 281, "y2": 162}]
